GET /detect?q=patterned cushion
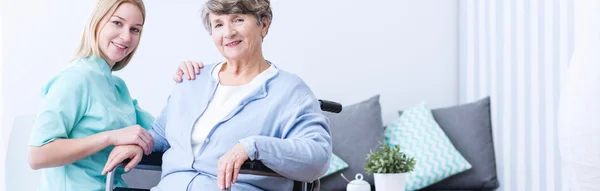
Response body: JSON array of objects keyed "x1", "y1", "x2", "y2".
[
  {"x1": 404, "y1": 97, "x2": 499, "y2": 190},
  {"x1": 384, "y1": 102, "x2": 472, "y2": 190},
  {"x1": 321, "y1": 153, "x2": 349, "y2": 178}
]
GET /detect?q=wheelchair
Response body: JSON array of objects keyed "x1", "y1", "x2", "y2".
[{"x1": 106, "y1": 99, "x2": 342, "y2": 191}]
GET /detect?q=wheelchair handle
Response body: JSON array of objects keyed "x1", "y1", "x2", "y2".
[{"x1": 318, "y1": 100, "x2": 342, "y2": 113}]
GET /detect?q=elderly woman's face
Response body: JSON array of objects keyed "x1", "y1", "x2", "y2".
[{"x1": 209, "y1": 13, "x2": 268, "y2": 61}]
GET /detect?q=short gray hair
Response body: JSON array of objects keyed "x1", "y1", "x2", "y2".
[{"x1": 201, "y1": 0, "x2": 272, "y2": 34}]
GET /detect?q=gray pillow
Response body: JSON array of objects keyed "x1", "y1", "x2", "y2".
[
  {"x1": 400, "y1": 97, "x2": 499, "y2": 190},
  {"x1": 320, "y1": 95, "x2": 384, "y2": 191}
]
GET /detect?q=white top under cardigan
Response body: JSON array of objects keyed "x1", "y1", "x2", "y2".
[{"x1": 191, "y1": 62, "x2": 277, "y2": 155}]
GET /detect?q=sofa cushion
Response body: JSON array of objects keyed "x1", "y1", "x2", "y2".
[
  {"x1": 321, "y1": 153, "x2": 349, "y2": 178},
  {"x1": 387, "y1": 102, "x2": 472, "y2": 190},
  {"x1": 400, "y1": 97, "x2": 500, "y2": 190},
  {"x1": 320, "y1": 95, "x2": 384, "y2": 190}
]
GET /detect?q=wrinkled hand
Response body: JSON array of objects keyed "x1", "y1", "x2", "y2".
[
  {"x1": 217, "y1": 143, "x2": 249, "y2": 190},
  {"x1": 107, "y1": 125, "x2": 153, "y2": 155},
  {"x1": 174, "y1": 60, "x2": 204, "y2": 82},
  {"x1": 102, "y1": 145, "x2": 143, "y2": 175}
]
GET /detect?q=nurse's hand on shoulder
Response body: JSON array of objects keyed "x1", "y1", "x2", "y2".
[
  {"x1": 217, "y1": 143, "x2": 249, "y2": 190},
  {"x1": 106, "y1": 125, "x2": 153, "y2": 155},
  {"x1": 174, "y1": 60, "x2": 204, "y2": 83},
  {"x1": 101, "y1": 145, "x2": 143, "y2": 175}
]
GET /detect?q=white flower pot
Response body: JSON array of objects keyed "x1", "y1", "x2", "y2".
[{"x1": 373, "y1": 173, "x2": 407, "y2": 191}]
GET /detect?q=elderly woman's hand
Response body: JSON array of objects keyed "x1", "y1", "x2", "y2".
[
  {"x1": 101, "y1": 145, "x2": 143, "y2": 175},
  {"x1": 217, "y1": 143, "x2": 249, "y2": 190}
]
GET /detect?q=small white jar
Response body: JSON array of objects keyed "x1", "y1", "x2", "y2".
[{"x1": 346, "y1": 173, "x2": 371, "y2": 191}]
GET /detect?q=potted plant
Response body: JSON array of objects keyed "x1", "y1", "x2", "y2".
[{"x1": 364, "y1": 143, "x2": 416, "y2": 191}]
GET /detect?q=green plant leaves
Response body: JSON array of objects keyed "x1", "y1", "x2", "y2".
[{"x1": 364, "y1": 142, "x2": 416, "y2": 174}]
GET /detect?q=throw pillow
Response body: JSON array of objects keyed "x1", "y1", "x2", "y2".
[
  {"x1": 400, "y1": 97, "x2": 500, "y2": 190},
  {"x1": 385, "y1": 102, "x2": 472, "y2": 190},
  {"x1": 320, "y1": 95, "x2": 384, "y2": 190},
  {"x1": 321, "y1": 153, "x2": 349, "y2": 178}
]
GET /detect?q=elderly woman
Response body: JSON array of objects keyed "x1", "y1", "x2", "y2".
[{"x1": 102, "y1": 0, "x2": 333, "y2": 190}]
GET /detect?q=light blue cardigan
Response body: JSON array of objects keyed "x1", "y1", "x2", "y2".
[{"x1": 148, "y1": 63, "x2": 332, "y2": 191}]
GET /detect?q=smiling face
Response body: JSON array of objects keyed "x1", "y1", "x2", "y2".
[
  {"x1": 209, "y1": 13, "x2": 269, "y2": 61},
  {"x1": 97, "y1": 2, "x2": 144, "y2": 66}
]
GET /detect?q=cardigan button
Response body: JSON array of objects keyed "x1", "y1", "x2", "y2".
[{"x1": 205, "y1": 138, "x2": 210, "y2": 143}]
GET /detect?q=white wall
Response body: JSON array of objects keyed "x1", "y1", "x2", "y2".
[{"x1": 1, "y1": 0, "x2": 458, "y2": 189}]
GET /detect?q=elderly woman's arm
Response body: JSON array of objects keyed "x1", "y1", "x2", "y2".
[
  {"x1": 238, "y1": 93, "x2": 333, "y2": 182},
  {"x1": 147, "y1": 100, "x2": 171, "y2": 152}
]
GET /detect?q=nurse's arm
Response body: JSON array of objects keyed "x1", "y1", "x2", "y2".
[
  {"x1": 28, "y1": 133, "x2": 112, "y2": 170},
  {"x1": 29, "y1": 126, "x2": 154, "y2": 170}
]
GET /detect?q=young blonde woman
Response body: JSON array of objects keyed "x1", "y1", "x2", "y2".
[{"x1": 27, "y1": 0, "x2": 201, "y2": 190}]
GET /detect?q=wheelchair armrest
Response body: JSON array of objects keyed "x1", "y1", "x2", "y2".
[
  {"x1": 118, "y1": 151, "x2": 163, "y2": 171},
  {"x1": 239, "y1": 160, "x2": 282, "y2": 177},
  {"x1": 105, "y1": 152, "x2": 163, "y2": 191},
  {"x1": 137, "y1": 152, "x2": 163, "y2": 168},
  {"x1": 240, "y1": 161, "x2": 321, "y2": 191}
]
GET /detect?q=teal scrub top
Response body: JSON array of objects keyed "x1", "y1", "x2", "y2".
[{"x1": 29, "y1": 55, "x2": 155, "y2": 191}]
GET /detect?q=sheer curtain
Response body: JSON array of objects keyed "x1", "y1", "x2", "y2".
[
  {"x1": 459, "y1": 0, "x2": 573, "y2": 190},
  {"x1": 558, "y1": 0, "x2": 600, "y2": 190}
]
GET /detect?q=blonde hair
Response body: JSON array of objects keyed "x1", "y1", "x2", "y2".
[{"x1": 73, "y1": 0, "x2": 146, "y2": 71}]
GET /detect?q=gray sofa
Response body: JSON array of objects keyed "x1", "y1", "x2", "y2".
[{"x1": 321, "y1": 95, "x2": 499, "y2": 190}]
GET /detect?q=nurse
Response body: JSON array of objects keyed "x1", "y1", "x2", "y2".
[{"x1": 27, "y1": 0, "x2": 200, "y2": 190}]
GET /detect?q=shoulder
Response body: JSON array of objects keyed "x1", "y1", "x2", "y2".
[
  {"x1": 39, "y1": 72, "x2": 88, "y2": 100},
  {"x1": 270, "y1": 68, "x2": 313, "y2": 97},
  {"x1": 40, "y1": 60, "x2": 94, "y2": 96},
  {"x1": 267, "y1": 67, "x2": 319, "y2": 110}
]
